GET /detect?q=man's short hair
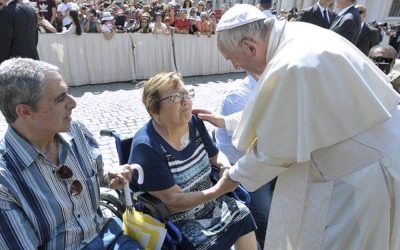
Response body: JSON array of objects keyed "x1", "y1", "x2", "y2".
[{"x1": 0, "y1": 58, "x2": 59, "y2": 124}]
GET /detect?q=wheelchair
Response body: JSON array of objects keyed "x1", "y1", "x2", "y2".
[{"x1": 99, "y1": 129, "x2": 253, "y2": 249}]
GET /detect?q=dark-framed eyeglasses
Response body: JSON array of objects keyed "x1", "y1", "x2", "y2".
[
  {"x1": 358, "y1": 10, "x2": 365, "y2": 14},
  {"x1": 54, "y1": 165, "x2": 83, "y2": 196},
  {"x1": 370, "y1": 56, "x2": 394, "y2": 64},
  {"x1": 159, "y1": 89, "x2": 195, "y2": 103}
]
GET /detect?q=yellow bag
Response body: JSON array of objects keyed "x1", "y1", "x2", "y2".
[
  {"x1": 121, "y1": 166, "x2": 167, "y2": 250},
  {"x1": 122, "y1": 208, "x2": 167, "y2": 250}
]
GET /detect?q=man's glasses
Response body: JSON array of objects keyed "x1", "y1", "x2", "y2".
[
  {"x1": 159, "y1": 89, "x2": 195, "y2": 103},
  {"x1": 55, "y1": 165, "x2": 83, "y2": 196},
  {"x1": 358, "y1": 10, "x2": 365, "y2": 14},
  {"x1": 370, "y1": 56, "x2": 394, "y2": 64}
]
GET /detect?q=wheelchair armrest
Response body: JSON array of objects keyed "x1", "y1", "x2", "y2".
[{"x1": 135, "y1": 192, "x2": 171, "y2": 221}]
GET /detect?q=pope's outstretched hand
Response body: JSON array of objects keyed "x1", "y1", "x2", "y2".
[{"x1": 192, "y1": 108, "x2": 226, "y2": 129}]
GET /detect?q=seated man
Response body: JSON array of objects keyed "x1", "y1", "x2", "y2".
[{"x1": 0, "y1": 58, "x2": 142, "y2": 250}]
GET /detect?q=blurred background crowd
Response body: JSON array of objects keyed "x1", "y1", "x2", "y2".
[{"x1": 1, "y1": 0, "x2": 397, "y2": 51}]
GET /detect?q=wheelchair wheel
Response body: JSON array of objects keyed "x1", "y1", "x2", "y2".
[{"x1": 100, "y1": 188, "x2": 125, "y2": 219}]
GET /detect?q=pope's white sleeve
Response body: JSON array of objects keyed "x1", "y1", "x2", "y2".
[
  {"x1": 224, "y1": 111, "x2": 242, "y2": 137},
  {"x1": 229, "y1": 140, "x2": 294, "y2": 191}
]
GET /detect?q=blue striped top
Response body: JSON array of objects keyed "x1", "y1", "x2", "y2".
[{"x1": 0, "y1": 121, "x2": 105, "y2": 250}]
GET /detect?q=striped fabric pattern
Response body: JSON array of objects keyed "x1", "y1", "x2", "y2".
[
  {"x1": 0, "y1": 121, "x2": 105, "y2": 250},
  {"x1": 164, "y1": 127, "x2": 251, "y2": 250}
]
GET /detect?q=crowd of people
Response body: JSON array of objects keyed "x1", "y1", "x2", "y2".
[{"x1": 31, "y1": 0, "x2": 222, "y2": 38}]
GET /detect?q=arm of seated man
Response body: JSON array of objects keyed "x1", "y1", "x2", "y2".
[{"x1": 0, "y1": 186, "x2": 39, "y2": 250}]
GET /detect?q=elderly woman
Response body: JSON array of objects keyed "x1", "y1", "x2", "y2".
[{"x1": 126, "y1": 72, "x2": 258, "y2": 250}]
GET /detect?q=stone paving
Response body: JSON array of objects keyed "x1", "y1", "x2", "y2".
[{"x1": 0, "y1": 72, "x2": 246, "y2": 171}]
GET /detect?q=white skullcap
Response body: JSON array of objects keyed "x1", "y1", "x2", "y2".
[{"x1": 216, "y1": 4, "x2": 266, "y2": 32}]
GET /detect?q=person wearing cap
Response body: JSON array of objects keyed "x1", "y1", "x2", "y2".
[
  {"x1": 196, "y1": 4, "x2": 400, "y2": 250},
  {"x1": 101, "y1": 11, "x2": 116, "y2": 40},
  {"x1": 329, "y1": 0, "x2": 361, "y2": 45},
  {"x1": 134, "y1": 12, "x2": 151, "y2": 33},
  {"x1": 297, "y1": 0, "x2": 336, "y2": 29},
  {"x1": 196, "y1": 0, "x2": 205, "y2": 15},
  {"x1": 0, "y1": 0, "x2": 40, "y2": 64}
]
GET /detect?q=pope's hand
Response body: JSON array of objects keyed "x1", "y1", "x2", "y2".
[
  {"x1": 192, "y1": 108, "x2": 226, "y2": 129},
  {"x1": 214, "y1": 169, "x2": 239, "y2": 195}
]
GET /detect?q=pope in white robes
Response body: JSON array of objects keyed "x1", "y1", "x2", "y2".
[{"x1": 200, "y1": 4, "x2": 400, "y2": 250}]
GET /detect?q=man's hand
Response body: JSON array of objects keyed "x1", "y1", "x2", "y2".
[
  {"x1": 192, "y1": 108, "x2": 226, "y2": 128},
  {"x1": 107, "y1": 164, "x2": 134, "y2": 190}
]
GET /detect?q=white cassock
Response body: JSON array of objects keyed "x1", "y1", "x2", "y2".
[{"x1": 226, "y1": 20, "x2": 400, "y2": 250}]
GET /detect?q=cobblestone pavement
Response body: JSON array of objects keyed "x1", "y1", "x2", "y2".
[{"x1": 0, "y1": 72, "x2": 246, "y2": 171}]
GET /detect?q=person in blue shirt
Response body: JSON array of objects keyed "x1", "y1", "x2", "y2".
[
  {"x1": 111, "y1": 72, "x2": 258, "y2": 250},
  {"x1": 215, "y1": 74, "x2": 275, "y2": 246},
  {"x1": 0, "y1": 58, "x2": 143, "y2": 250}
]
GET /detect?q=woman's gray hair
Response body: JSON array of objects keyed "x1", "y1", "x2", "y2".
[
  {"x1": 217, "y1": 18, "x2": 275, "y2": 51},
  {"x1": 0, "y1": 58, "x2": 59, "y2": 124}
]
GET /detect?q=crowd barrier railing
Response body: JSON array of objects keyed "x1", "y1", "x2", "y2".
[{"x1": 38, "y1": 33, "x2": 238, "y2": 86}]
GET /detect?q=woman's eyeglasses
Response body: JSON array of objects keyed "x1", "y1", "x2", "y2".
[
  {"x1": 159, "y1": 89, "x2": 195, "y2": 103},
  {"x1": 54, "y1": 165, "x2": 83, "y2": 196}
]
